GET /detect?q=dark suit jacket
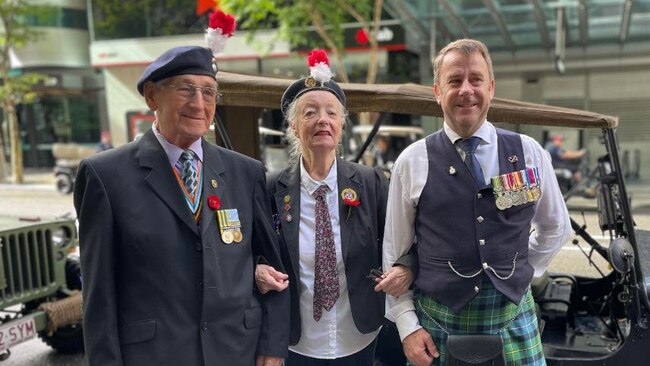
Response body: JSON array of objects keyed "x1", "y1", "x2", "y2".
[
  {"x1": 267, "y1": 158, "x2": 388, "y2": 345},
  {"x1": 74, "y1": 130, "x2": 289, "y2": 366}
]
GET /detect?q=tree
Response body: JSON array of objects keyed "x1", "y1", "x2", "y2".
[
  {"x1": 220, "y1": 0, "x2": 384, "y2": 85},
  {"x1": 91, "y1": 0, "x2": 207, "y2": 41},
  {"x1": 0, "y1": 0, "x2": 49, "y2": 183}
]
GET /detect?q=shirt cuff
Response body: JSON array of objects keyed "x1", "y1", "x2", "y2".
[{"x1": 395, "y1": 310, "x2": 422, "y2": 342}]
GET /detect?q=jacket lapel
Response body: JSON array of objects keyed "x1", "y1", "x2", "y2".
[
  {"x1": 139, "y1": 130, "x2": 199, "y2": 236},
  {"x1": 336, "y1": 159, "x2": 362, "y2": 264},
  {"x1": 274, "y1": 162, "x2": 301, "y2": 282},
  {"x1": 200, "y1": 141, "x2": 227, "y2": 238}
]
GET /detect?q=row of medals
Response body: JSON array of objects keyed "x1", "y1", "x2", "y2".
[
  {"x1": 218, "y1": 209, "x2": 243, "y2": 244},
  {"x1": 491, "y1": 167, "x2": 541, "y2": 210}
]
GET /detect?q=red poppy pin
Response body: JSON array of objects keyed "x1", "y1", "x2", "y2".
[
  {"x1": 341, "y1": 188, "x2": 359, "y2": 223},
  {"x1": 208, "y1": 195, "x2": 221, "y2": 210},
  {"x1": 341, "y1": 188, "x2": 360, "y2": 207}
]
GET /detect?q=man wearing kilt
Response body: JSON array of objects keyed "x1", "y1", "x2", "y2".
[{"x1": 382, "y1": 39, "x2": 571, "y2": 366}]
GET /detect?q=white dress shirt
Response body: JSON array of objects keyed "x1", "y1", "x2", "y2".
[
  {"x1": 382, "y1": 121, "x2": 572, "y2": 341},
  {"x1": 290, "y1": 157, "x2": 379, "y2": 358}
]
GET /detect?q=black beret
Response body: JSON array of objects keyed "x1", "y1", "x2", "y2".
[
  {"x1": 280, "y1": 77, "x2": 346, "y2": 116},
  {"x1": 137, "y1": 46, "x2": 216, "y2": 95}
]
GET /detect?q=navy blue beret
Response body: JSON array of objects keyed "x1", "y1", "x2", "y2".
[
  {"x1": 280, "y1": 77, "x2": 346, "y2": 116},
  {"x1": 137, "y1": 46, "x2": 216, "y2": 95}
]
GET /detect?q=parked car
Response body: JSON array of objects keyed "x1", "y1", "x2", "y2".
[
  {"x1": 0, "y1": 215, "x2": 83, "y2": 360},
  {"x1": 213, "y1": 71, "x2": 649, "y2": 365}
]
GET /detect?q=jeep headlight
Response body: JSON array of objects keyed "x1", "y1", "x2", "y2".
[{"x1": 52, "y1": 227, "x2": 71, "y2": 247}]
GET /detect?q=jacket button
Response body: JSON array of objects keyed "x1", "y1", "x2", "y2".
[
  {"x1": 476, "y1": 216, "x2": 484, "y2": 223},
  {"x1": 474, "y1": 286, "x2": 480, "y2": 293},
  {"x1": 195, "y1": 243, "x2": 202, "y2": 251},
  {"x1": 479, "y1": 239, "x2": 486, "y2": 245},
  {"x1": 477, "y1": 193, "x2": 483, "y2": 199},
  {"x1": 201, "y1": 321, "x2": 208, "y2": 331}
]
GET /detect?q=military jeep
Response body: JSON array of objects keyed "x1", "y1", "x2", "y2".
[
  {"x1": 213, "y1": 71, "x2": 650, "y2": 365},
  {"x1": 0, "y1": 215, "x2": 83, "y2": 360}
]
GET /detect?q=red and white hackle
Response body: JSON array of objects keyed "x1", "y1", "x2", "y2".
[
  {"x1": 307, "y1": 49, "x2": 333, "y2": 84},
  {"x1": 205, "y1": 10, "x2": 237, "y2": 55}
]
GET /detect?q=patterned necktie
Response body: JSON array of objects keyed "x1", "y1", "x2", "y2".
[
  {"x1": 179, "y1": 150, "x2": 197, "y2": 195},
  {"x1": 312, "y1": 185, "x2": 340, "y2": 321},
  {"x1": 457, "y1": 137, "x2": 486, "y2": 186}
]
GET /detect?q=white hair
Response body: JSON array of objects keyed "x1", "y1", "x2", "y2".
[{"x1": 284, "y1": 93, "x2": 348, "y2": 162}]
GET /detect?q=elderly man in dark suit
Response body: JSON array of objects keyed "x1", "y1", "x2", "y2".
[{"x1": 74, "y1": 46, "x2": 289, "y2": 366}]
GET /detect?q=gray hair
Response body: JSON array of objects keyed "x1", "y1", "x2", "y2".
[
  {"x1": 284, "y1": 94, "x2": 348, "y2": 162},
  {"x1": 432, "y1": 39, "x2": 494, "y2": 86}
]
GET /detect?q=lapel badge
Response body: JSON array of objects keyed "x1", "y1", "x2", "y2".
[
  {"x1": 284, "y1": 213, "x2": 293, "y2": 223},
  {"x1": 508, "y1": 155, "x2": 518, "y2": 163},
  {"x1": 211, "y1": 179, "x2": 218, "y2": 188},
  {"x1": 341, "y1": 188, "x2": 359, "y2": 206},
  {"x1": 283, "y1": 195, "x2": 292, "y2": 203},
  {"x1": 284, "y1": 203, "x2": 291, "y2": 211},
  {"x1": 449, "y1": 166, "x2": 456, "y2": 175}
]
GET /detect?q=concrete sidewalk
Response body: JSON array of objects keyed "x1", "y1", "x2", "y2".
[{"x1": 0, "y1": 168, "x2": 56, "y2": 191}]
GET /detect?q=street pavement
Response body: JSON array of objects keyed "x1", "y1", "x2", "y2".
[{"x1": 1, "y1": 169, "x2": 649, "y2": 365}]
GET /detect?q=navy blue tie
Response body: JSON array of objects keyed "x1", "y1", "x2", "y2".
[{"x1": 457, "y1": 137, "x2": 485, "y2": 186}]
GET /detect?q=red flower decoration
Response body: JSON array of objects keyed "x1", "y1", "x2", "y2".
[
  {"x1": 344, "y1": 198, "x2": 361, "y2": 207},
  {"x1": 209, "y1": 10, "x2": 236, "y2": 37},
  {"x1": 355, "y1": 29, "x2": 369, "y2": 45},
  {"x1": 307, "y1": 49, "x2": 329, "y2": 67},
  {"x1": 208, "y1": 195, "x2": 221, "y2": 210}
]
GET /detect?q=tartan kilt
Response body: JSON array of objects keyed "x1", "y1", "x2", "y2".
[{"x1": 413, "y1": 280, "x2": 545, "y2": 366}]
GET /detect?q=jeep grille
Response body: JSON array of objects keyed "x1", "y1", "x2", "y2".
[{"x1": 0, "y1": 229, "x2": 56, "y2": 301}]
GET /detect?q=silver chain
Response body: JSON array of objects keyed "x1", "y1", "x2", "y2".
[{"x1": 447, "y1": 252, "x2": 518, "y2": 280}]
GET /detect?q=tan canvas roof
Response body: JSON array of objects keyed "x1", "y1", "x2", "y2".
[{"x1": 216, "y1": 71, "x2": 618, "y2": 129}]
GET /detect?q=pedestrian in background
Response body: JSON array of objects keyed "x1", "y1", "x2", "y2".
[{"x1": 96, "y1": 130, "x2": 114, "y2": 152}]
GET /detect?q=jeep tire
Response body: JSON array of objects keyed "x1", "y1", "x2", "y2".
[{"x1": 38, "y1": 257, "x2": 84, "y2": 353}]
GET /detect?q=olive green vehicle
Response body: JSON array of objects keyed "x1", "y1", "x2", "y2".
[{"x1": 0, "y1": 215, "x2": 83, "y2": 360}]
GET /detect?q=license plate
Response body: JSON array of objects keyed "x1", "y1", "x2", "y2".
[{"x1": 0, "y1": 315, "x2": 37, "y2": 352}]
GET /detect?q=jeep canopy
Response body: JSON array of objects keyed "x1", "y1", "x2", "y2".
[{"x1": 215, "y1": 71, "x2": 618, "y2": 129}]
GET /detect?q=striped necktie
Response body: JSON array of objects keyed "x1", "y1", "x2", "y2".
[{"x1": 179, "y1": 150, "x2": 197, "y2": 197}]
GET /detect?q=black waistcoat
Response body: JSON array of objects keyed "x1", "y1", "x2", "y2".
[{"x1": 415, "y1": 128, "x2": 535, "y2": 312}]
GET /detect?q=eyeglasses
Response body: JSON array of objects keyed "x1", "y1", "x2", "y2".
[{"x1": 160, "y1": 83, "x2": 221, "y2": 103}]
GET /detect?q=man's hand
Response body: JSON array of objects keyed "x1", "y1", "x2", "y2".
[
  {"x1": 255, "y1": 264, "x2": 289, "y2": 294},
  {"x1": 374, "y1": 265, "x2": 413, "y2": 297},
  {"x1": 256, "y1": 355, "x2": 284, "y2": 366},
  {"x1": 403, "y1": 328, "x2": 439, "y2": 366}
]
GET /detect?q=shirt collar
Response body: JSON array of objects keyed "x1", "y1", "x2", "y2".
[
  {"x1": 299, "y1": 157, "x2": 338, "y2": 196},
  {"x1": 152, "y1": 123, "x2": 204, "y2": 166},
  {"x1": 443, "y1": 120, "x2": 495, "y2": 146}
]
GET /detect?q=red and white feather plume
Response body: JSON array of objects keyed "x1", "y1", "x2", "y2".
[
  {"x1": 205, "y1": 10, "x2": 237, "y2": 55},
  {"x1": 307, "y1": 49, "x2": 333, "y2": 83}
]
